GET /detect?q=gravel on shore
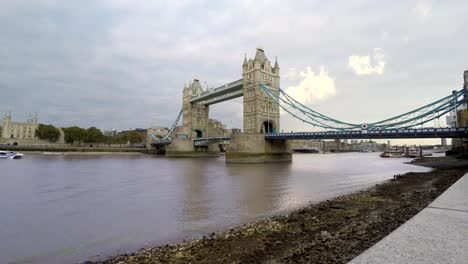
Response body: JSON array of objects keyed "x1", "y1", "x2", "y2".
[{"x1": 88, "y1": 157, "x2": 468, "y2": 264}]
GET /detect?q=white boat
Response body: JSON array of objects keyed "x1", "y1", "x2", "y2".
[
  {"x1": 380, "y1": 150, "x2": 405, "y2": 158},
  {"x1": 0, "y1": 151, "x2": 24, "y2": 159}
]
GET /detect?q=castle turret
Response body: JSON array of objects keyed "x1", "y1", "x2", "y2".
[{"x1": 2, "y1": 112, "x2": 12, "y2": 139}]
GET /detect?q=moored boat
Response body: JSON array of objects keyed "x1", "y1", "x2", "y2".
[
  {"x1": 0, "y1": 151, "x2": 24, "y2": 159},
  {"x1": 379, "y1": 150, "x2": 405, "y2": 158},
  {"x1": 293, "y1": 148, "x2": 320, "y2": 153}
]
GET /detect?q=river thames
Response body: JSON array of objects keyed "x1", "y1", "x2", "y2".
[{"x1": 0, "y1": 152, "x2": 430, "y2": 264}]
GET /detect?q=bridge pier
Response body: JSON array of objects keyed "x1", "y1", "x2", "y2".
[
  {"x1": 166, "y1": 138, "x2": 220, "y2": 158},
  {"x1": 226, "y1": 134, "x2": 292, "y2": 163},
  {"x1": 148, "y1": 144, "x2": 166, "y2": 155}
]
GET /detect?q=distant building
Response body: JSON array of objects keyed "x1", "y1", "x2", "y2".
[
  {"x1": 1, "y1": 112, "x2": 38, "y2": 140},
  {"x1": 230, "y1": 128, "x2": 242, "y2": 135},
  {"x1": 206, "y1": 118, "x2": 230, "y2": 137},
  {"x1": 147, "y1": 126, "x2": 170, "y2": 139},
  {"x1": 441, "y1": 138, "x2": 447, "y2": 146},
  {"x1": 290, "y1": 139, "x2": 322, "y2": 150}
]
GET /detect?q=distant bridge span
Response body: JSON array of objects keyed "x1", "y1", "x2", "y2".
[
  {"x1": 152, "y1": 128, "x2": 468, "y2": 148},
  {"x1": 265, "y1": 127, "x2": 468, "y2": 140}
]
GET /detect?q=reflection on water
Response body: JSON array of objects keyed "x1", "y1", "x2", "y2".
[{"x1": 0, "y1": 153, "x2": 430, "y2": 264}]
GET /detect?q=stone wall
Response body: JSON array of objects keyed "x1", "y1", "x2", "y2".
[
  {"x1": 166, "y1": 138, "x2": 220, "y2": 157},
  {"x1": 226, "y1": 133, "x2": 291, "y2": 163}
]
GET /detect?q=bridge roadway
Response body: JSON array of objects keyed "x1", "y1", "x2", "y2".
[
  {"x1": 190, "y1": 79, "x2": 243, "y2": 105},
  {"x1": 152, "y1": 128, "x2": 468, "y2": 146},
  {"x1": 265, "y1": 127, "x2": 468, "y2": 140}
]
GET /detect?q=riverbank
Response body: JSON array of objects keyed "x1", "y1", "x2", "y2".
[
  {"x1": 1, "y1": 145, "x2": 147, "y2": 153},
  {"x1": 89, "y1": 156, "x2": 468, "y2": 264}
]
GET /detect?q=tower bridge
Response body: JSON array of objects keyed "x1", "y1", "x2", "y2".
[{"x1": 149, "y1": 48, "x2": 468, "y2": 163}]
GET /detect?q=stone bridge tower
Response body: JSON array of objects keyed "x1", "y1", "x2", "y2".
[
  {"x1": 182, "y1": 79, "x2": 209, "y2": 138},
  {"x1": 242, "y1": 48, "x2": 281, "y2": 134},
  {"x1": 227, "y1": 48, "x2": 290, "y2": 163}
]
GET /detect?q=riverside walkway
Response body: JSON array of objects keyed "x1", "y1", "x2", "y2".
[{"x1": 350, "y1": 173, "x2": 468, "y2": 264}]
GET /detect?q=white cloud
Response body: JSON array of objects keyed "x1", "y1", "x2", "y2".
[
  {"x1": 414, "y1": 0, "x2": 433, "y2": 18},
  {"x1": 348, "y1": 48, "x2": 386, "y2": 75},
  {"x1": 285, "y1": 67, "x2": 336, "y2": 104},
  {"x1": 381, "y1": 31, "x2": 389, "y2": 41}
]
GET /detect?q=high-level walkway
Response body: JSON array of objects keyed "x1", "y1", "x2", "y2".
[{"x1": 349, "y1": 173, "x2": 468, "y2": 264}]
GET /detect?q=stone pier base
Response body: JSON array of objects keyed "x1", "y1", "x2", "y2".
[
  {"x1": 166, "y1": 138, "x2": 220, "y2": 158},
  {"x1": 147, "y1": 144, "x2": 166, "y2": 155},
  {"x1": 226, "y1": 134, "x2": 292, "y2": 163}
]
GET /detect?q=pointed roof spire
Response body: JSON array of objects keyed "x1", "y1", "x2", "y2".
[
  {"x1": 254, "y1": 47, "x2": 268, "y2": 62},
  {"x1": 274, "y1": 56, "x2": 279, "y2": 69},
  {"x1": 243, "y1": 53, "x2": 247, "y2": 65}
]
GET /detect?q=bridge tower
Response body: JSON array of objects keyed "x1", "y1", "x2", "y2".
[
  {"x1": 166, "y1": 79, "x2": 219, "y2": 157},
  {"x1": 242, "y1": 48, "x2": 281, "y2": 134},
  {"x1": 182, "y1": 79, "x2": 209, "y2": 138},
  {"x1": 226, "y1": 48, "x2": 291, "y2": 163}
]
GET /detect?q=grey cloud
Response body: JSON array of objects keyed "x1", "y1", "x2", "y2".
[{"x1": 0, "y1": 0, "x2": 466, "y2": 139}]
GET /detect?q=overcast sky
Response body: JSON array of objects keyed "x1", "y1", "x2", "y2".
[{"x1": 0, "y1": 0, "x2": 467, "y2": 144}]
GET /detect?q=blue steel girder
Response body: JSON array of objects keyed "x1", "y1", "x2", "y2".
[
  {"x1": 190, "y1": 79, "x2": 243, "y2": 105},
  {"x1": 265, "y1": 127, "x2": 468, "y2": 140}
]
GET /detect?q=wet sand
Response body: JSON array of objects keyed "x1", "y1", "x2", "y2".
[{"x1": 89, "y1": 156, "x2": 468, "y2": 264}]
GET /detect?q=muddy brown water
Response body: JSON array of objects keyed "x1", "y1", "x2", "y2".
[{"x1": 0, "y1": 152, "x2": 430, "y2": 264}]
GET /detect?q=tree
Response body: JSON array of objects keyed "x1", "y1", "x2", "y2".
[
  {"x1": 36, "y1": 124, "x2": 60, "y2": 142},
  {"x1": 63, "y1": 126, "x2": 87, "y2": 145},
  {"x1": 118, "y1": 130, "x2": 144, "y2": 144},
  {"x1": 86, "y1": 127, "x2": 104, "y2": 143},
  {"x1": 128, "y1": 130, "x2": 144, "y2": 144}
]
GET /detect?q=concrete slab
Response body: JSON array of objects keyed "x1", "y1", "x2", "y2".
[
  {"x1": 430, "y1": 174, "x2": 468, "y2": 211},
  {"x1": 349, "y1": 173, "x2": 468, "y2": 264}
]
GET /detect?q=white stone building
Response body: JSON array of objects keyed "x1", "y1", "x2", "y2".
[{"x1": 1, "y1": 112, "x2": 39, "y2": 140}]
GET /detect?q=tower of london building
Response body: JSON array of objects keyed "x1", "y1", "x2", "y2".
[{"x1": 1, "y1": 112, "x2": 39, "y2": 140}]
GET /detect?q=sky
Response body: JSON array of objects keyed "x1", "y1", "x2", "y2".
[{"x1": 0, "y1": 0, "x2": 467, "y2": 144}]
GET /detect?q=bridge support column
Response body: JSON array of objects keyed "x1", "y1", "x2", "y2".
[
  {"x1": 226, "y1": 134, "x2": 292, "y2": 163},
  {"x1": 166, "y1": 138, "x2": 220, "y2": 158}
]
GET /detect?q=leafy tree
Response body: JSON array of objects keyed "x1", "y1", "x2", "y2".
[
  {"x1": 86, "y1": 127, "x2": 104, "y2": 143},
  {"x1": 36, "y1": 124, "x2": 60, "y2": 142},
  {"x1": 63, "y1": 126, "x2": 87, "y2": 145},
  {"x1": 124, "y1": 130, "x2": 144, "y2": 144}
]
